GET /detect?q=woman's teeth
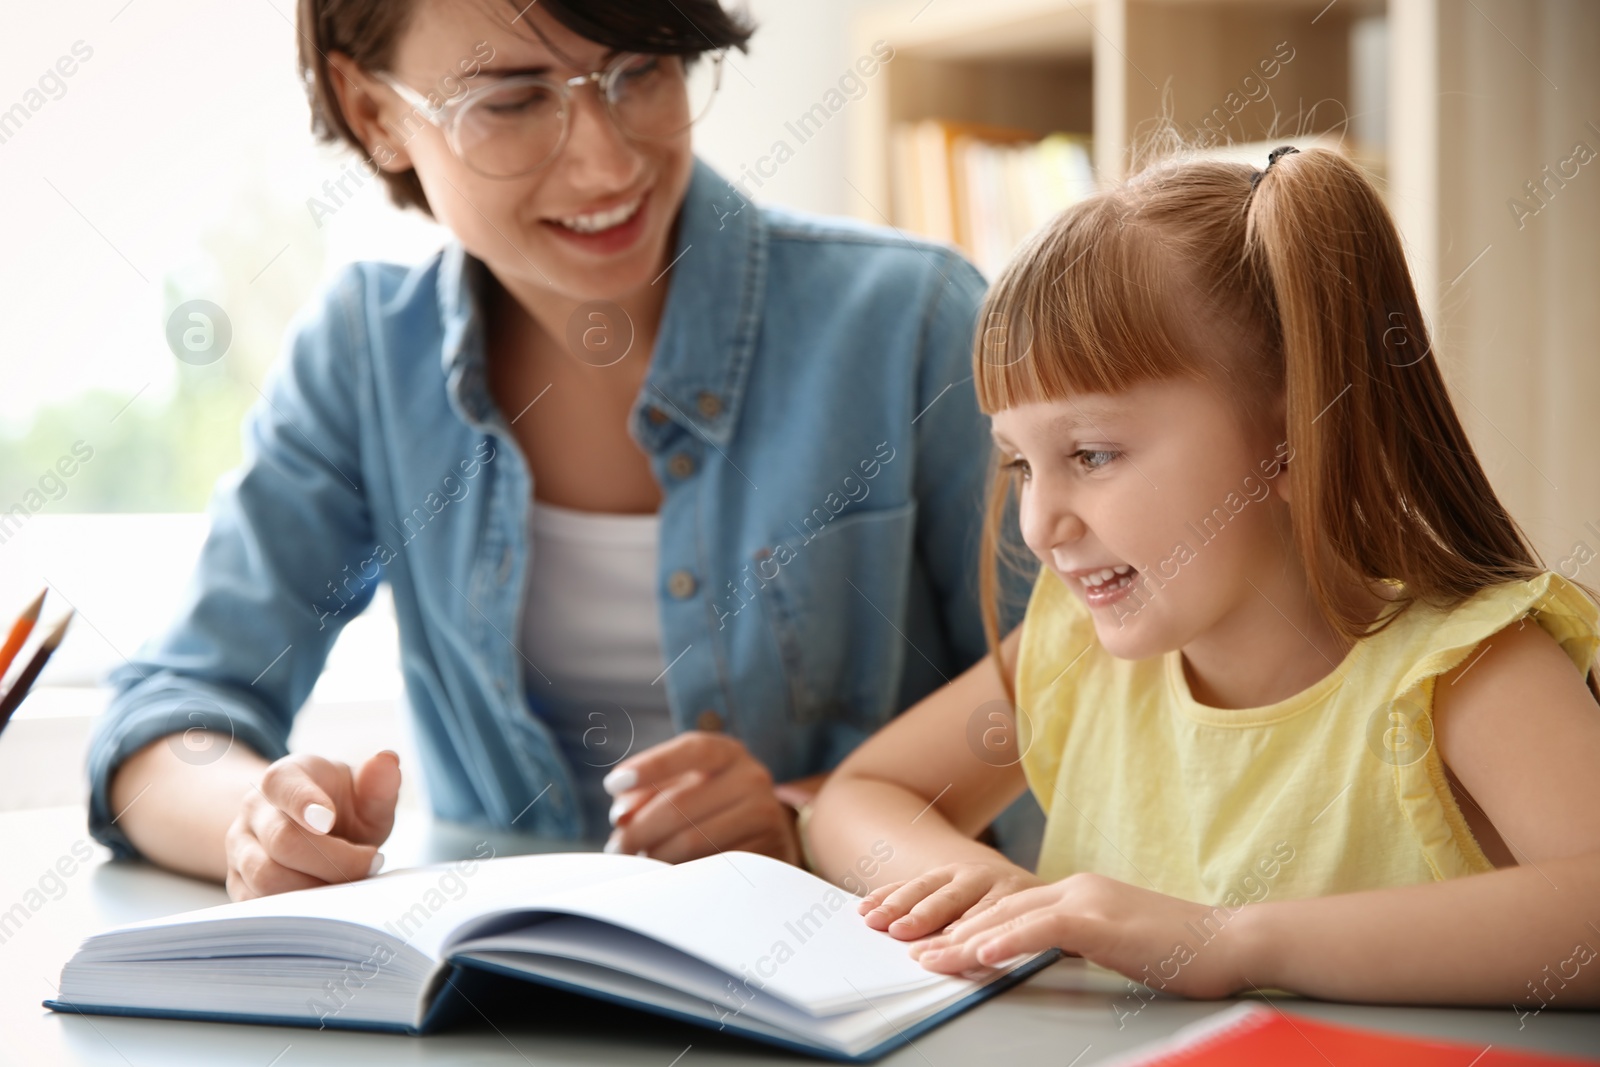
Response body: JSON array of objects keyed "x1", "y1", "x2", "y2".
[
  {"x1": 1080, "y1": 564, "x2": 1135, "y2": 588},
  {"x1": 554, "y1": 196, "x2": 643, "y2": 234}
]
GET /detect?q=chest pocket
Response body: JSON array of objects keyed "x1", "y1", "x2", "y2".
[{"x1": 759, "y1": 501, "x2": 917, "y2": 730}]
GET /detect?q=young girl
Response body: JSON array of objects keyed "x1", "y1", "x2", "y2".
[{"x1": 806, "y1": 146, "x2": 1600, "y2": 1008}]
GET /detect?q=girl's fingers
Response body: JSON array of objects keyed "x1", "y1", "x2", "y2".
[
  {"x1": 861, "y1": 870, "x2": 955, "y2": 931},
  {"x1": 919, "y1": 910, "x2": 1053, "y2": 973},
  {"x1": 945, "y1": 884, "x2": 1049, "y2": 940},
  {"x1": 858, "y1": 881, "x2": 908, "y2": 914},
  {"x1": 886, "y1": 881, "x2": 987, "y2": 940},
  {"x1": 971, "y1": 909, "x2": 1076, "y2": 967},
  {"x1": 929, "y1": 901, "x2": 1088, "y2": 975}
]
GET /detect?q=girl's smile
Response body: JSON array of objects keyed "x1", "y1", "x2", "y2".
[{"x1": 1062, "y1": 563, "x2": 1140, "y2": 607}]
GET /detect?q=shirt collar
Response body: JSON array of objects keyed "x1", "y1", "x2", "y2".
[
  {"x1": 436, "y1": 156, "x2": 767, "y2": 446},
  {"x1": 437, "y1": 232, "x2": 492, "y2": 429}
]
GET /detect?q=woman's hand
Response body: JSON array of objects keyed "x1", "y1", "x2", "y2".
[
  {"x1": 909, "y1": 872, "x2": 1252, "y2": 999},
  {"x1": 601, "y1": 733, "x2": 800, "y2": 865},
  {"x1": 224, "y1": 750, "x2": 401, "y2": 901},
  {"x1": 859, "y1": 861, "x2": 1045, "y2": 941}
]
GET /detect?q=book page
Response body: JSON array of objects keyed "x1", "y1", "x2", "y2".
[
  {"x1": 487, "y1": 850, "x2": 955, "y2": 1015},
  {"x1": 461, "y1": 917, "x2": 994, "y2": 1049},
  {"x1": 94, "y1": 853, "x2": 666, "y2": 962}
]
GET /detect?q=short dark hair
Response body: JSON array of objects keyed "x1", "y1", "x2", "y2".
[{"x1": 295, "y1": 0, "x2": 756, "y2": 216}]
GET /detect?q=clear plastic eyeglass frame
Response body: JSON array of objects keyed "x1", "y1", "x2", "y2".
[{"x1": 372, "y1": 49, "x2": 725, "y2": 179}]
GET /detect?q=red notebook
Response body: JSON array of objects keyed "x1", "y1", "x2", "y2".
[{"x1": 1110, "y1": 1004, "x2": 1599, "y2": 1066}]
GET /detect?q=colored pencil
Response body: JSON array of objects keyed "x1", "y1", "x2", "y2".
[
  {"x1": 0, "y1": 610, "x2": 74, "y2": 736},
  {"x1": 0, "y1": 588, "x2": 45, "y2": 680}
]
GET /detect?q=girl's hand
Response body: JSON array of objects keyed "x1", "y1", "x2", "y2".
[
  {"x1": 602, "y1": 733, "x2": 800, "y2": 865},
  {"x1": 224, "y1": 750, "x2": 401, "y2": 901},
  {"x1": 910, "y1": 872, "x2": 1251, "y2": 999},
  {"x1": 859, "y1": 861, "x2": 1045, "y2": 941}
]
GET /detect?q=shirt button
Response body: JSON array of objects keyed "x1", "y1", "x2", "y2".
[
  {"x1": 667, "y1": 452, "x2": 696, "y2": 479},
  {"x1": 646, "y1": 406, "x2": 670, "y2": 426},
  {"x1": 697, "y1": 709, "x2": 725, "y2": 732},
  {"x1": 668, "y1": 570, "x2": 698, "y2": 598},
  {"x1": 697, "y1": 392, "x2": 723, "y2": 418}
]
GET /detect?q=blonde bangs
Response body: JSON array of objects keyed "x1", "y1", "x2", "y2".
[{"x1": 974, "y1": 189, "x2": 1212, "y2": 416}]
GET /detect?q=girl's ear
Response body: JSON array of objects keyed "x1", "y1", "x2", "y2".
[
  {"x1": 1271, "y1": 455, "x2": 1292, "y2": 503},
  {"x1": 1270, "y1": 394, "x2": 1290, "y2": 503},
  {"x1": 326, "y1": 51, "x2": 413, "y2": 173}
]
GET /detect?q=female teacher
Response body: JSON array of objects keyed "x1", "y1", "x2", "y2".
[{"x1": 89, "y1": 0, "x2": 1012, "y2": 900}]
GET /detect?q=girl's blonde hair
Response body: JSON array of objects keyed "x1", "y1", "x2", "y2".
[{"x1": 976, "y1": 147, "x2": 1597, "y2": 699}]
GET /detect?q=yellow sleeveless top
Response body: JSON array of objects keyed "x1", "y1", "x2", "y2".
[{"x1": 1015, "y1": 568, "x2": 1599, "y2": 903}]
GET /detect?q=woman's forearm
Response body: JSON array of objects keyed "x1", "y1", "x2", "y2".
[
  {"x1": 808, "y1": 774, "x2": 1024, "y2": 892},
  {"x1": 108, "y1": 732, "x2": 269, "y2": 883},
  {"x1": 1235, "y1": 852, "x2": 1600, "y2": 1007}
]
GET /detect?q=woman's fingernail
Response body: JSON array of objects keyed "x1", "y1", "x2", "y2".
[
  {"x1": 635, "y1": 848, "x2": 650, "y2": 858},
  {"x1": 304, "y1": 803, "x2": 335, "y2": 833},
  {"x1": 603, "y1": 830, "x2": 623, "y2": 854},
  {"x1": 602, "y1": 768, "x2": 637, "y2": 795},
  {"x1": 608, "y1": 796, "x2": 633, "y2": 825},
  {"x1": 368, "y1": 852, "x2": 385, "y2": 876}
]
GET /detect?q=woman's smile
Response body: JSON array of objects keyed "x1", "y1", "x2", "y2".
[{"x1": 540, "y1": 183, "x2": 653, "y2": 256}]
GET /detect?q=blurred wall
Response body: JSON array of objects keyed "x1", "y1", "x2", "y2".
[{"x1": 693, "y1": 0, "x2": 897, "y2": 218}]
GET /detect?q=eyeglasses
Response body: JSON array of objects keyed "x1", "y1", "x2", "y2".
[{"x1": 374, "y1": 51, "x2": 724, "y2": 180}]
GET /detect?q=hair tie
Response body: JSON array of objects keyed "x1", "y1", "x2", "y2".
[{"x1": 1250, "y1": 144, "x2": 1300, "y2": 191}]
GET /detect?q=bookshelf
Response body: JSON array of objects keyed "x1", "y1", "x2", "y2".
[{"x1": 848, "y1": 0, "x2": 1383, "y2": 269}]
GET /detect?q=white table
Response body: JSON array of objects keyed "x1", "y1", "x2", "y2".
[{"x1": 5, "y1": 806, "x2": 1597, "y2": 1065}]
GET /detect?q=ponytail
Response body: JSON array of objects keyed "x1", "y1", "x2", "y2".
[{"x1": 1245, "y1": 148, "x2": 1549, "y2": 637}]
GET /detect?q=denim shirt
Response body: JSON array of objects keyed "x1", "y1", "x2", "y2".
[{"x1": 87, "y1": 156, "x2": 1032, "y2": 857}]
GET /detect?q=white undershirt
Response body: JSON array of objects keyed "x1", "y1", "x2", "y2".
[{"x1": 518, "y1": 500, "x2": 677, "y2": 838}]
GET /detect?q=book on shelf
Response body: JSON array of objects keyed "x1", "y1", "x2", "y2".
[
  {"x1": 46, "y1": 850, "x2": 1058, "y2": 1062},
  {"x1": 891, "y1": 118, "x2": 1095, "y2": 278}
]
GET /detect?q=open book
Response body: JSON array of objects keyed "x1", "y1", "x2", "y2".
[{"x1": 46, "y1": 850, "x2": 1057, "y2": 1061}]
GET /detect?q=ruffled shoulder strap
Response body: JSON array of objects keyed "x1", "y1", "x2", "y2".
[
  {"x1": 1390, "y1": 571, "x2": 1600, "y2": 700},
  {"x1": 1379, "y1": 571, "x2": 1599, "y2": 881}
]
